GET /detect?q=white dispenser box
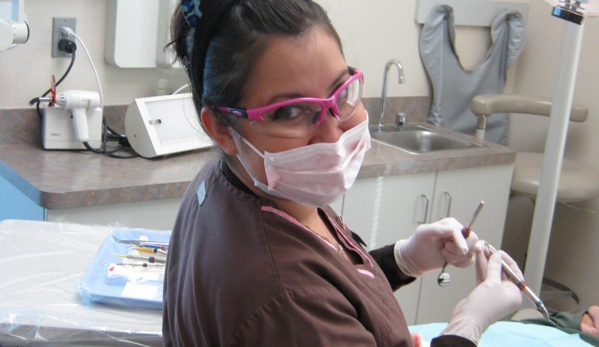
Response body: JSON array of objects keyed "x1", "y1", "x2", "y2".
[{"x1": 125, "y1": 93, "x2": 213, "y2": 158}]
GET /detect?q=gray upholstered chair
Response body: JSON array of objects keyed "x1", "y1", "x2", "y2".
[
  {"x1": 471, "y1": 94, "x2": 599, "y2": 205},
  {"x1": 471, "y1": 94, "x2": 599, "y2": 309}
]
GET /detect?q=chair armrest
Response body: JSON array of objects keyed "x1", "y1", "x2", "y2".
[{"x1": 471, "y1": 94, "x2": 588, "y2": 122}]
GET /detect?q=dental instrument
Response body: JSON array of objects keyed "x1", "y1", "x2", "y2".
[
  {"x1": 111, "y1": 234, "x2": 169, "y2": 249},
  {"x1": 114, "y1": 254, "x2": 167, "y2": 264},
  {"x1": 130, "y1": 245, "x2": 169, "y2": 256},
  {"x1": 483, "y1": 241, "x2": 555, "y2": 325},
  {"x1": 437, "y1": 201, "x2": 485, "y2": 287},
  {"x1": 116, "y1": 262, "x2": 164, "y2": 268}
]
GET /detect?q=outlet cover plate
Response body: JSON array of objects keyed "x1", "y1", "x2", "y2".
[{"x1": 52, "y1": 17, "x2": 77, "y2": 58}]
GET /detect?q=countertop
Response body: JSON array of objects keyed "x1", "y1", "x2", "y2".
[{"x1": 0, "y1": 108, "x2": 515, "y2": 209}]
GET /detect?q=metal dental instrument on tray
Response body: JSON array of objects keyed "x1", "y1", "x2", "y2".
[
  {"x1": 112, "y1": 234, "x2": 169, "y2": 250},
  {"x1": 111, "y1": 234, "x2": 169, "y2": 267}
]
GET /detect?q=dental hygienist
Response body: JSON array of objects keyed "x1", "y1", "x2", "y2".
[{"x1": 163, "y1": 0, "x2": 523, "y2": 346}]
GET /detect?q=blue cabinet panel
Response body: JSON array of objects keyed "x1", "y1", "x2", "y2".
[{"x1": 0, "y1": 175, "x2": 45, "y2": 221}]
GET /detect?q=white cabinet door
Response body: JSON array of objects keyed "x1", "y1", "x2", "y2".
[
  {"x1": 416, "y1": 164, "x2": 514, "y2": 324},
  {"x1": 342, "y1": 173, "x2": 436, "y2": 325}
]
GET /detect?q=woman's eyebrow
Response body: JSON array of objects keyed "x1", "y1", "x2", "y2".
[
  {"x1": 329, "y1": 69, "x2": 349, "y2": 92},
  {"x1": 263, "y1": 69, "x2": 350, "y2": 105}
]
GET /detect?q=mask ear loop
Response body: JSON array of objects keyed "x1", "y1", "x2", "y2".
[
  {"x1": 229, "y1": 128, "x2": 266, "y2": 160},
  {"x1": 228, "y1": 127, "x2": 284, "y2": 196}
]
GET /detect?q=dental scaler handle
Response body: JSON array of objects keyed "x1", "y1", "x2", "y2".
[
  {"x1": 502, "y1": 259, "x2": 550, "y2": 317},
  {"x1": 485, "y1": 242, "x2": 551, "y2": 319},
  {"x1": 462, "y1": 201, "x2": 485, "y2": 237},
  {"x1": 437, "y1": 201, "x2": 485, "y2": 287}
]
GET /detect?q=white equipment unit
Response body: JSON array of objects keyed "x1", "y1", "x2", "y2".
[
  {"x1": 0, "y1": 0, "x2": 29, "y2": 52},
  {"x1": 42, "y1": 106, "x2": 103, "y2": 150},
  {"x1": 125, "y1": 93, "x2": 213, "y2": 158},
  {"x1": 105, "y1": 0, "x2": 178, "y2": 68}
]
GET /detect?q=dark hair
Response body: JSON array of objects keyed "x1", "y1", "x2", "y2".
[{"x1": 170, "y1": 0, "x2": 343, "y2": 126}]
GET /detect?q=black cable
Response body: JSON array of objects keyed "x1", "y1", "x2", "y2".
[
  {"x1": 106, "y1": 125, "x2": 126, "y2": 138},
  {"x1": 29, "y1": 43, "x2": 77, "y2": 119},
  {"x1": 83, "y1": 119, "x2": 138, "y2": 159},
  {"x1": 83, "y1": 141, "x2": 104, "y2": 154}
]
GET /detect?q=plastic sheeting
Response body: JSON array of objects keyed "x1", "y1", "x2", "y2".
[{"x1": 0, "y1": 220, "x2": 164, "y2": 346}]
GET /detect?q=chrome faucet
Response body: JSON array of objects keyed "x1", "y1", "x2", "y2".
[
  {"x1": 377, "y1": 59, "x2": 405, "y2": 131},
  {"x1": 395, "y1": 112, "x2": 407, "y2": 130}
]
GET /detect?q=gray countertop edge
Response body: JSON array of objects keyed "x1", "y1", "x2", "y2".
[{"x1": 0, "y1": 123, "x2": 516, "y2": 210}]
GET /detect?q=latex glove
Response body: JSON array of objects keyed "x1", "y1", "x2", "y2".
[
  {"x1": 393, "y1": 218, "x2": 479, "y2": 277},
  {"x1": 441, "y1": 242, "x2": 523, "y2": 345}
]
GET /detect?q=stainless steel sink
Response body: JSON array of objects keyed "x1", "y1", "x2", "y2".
[{"x1": 370, "y1": 125, "x2": 484, "y2": 154}]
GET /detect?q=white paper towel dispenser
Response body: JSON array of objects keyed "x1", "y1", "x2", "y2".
[{"x1": 105, "y1": 0, "x2": 178, "y2": 68}]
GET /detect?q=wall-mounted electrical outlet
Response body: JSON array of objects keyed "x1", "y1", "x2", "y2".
[{"x1": 52, "y1": 17, "x2": 77, "y2": 58}]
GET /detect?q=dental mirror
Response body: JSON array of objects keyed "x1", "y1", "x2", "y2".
[{"x1": 437, "y1": 264, "x2": 451, "y2": 287}]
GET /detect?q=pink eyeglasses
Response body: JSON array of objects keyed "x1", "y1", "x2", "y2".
[{"x1": 215, "y1": 67, "x2": 364, "y2": 138}]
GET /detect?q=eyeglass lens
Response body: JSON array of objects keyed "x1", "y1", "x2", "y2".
[{"x1": 249, "y1": 75, "x2": 363, "y2": 138}]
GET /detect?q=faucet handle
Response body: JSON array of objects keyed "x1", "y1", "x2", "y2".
[{"x1": 395, "y1": 112, "x2": 407, "y2": 130}]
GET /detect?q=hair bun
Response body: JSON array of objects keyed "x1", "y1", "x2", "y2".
[{"x1": 182, "y1": 0, "x2": 241, "y2": 98}]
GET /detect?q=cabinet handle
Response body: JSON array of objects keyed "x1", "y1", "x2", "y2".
[
  {"x1": 443, "y1": 191, "x2": 453, "y2": 217},
  {"x1": 417, "y1": 194, "x2": 430, "y2": 224}
]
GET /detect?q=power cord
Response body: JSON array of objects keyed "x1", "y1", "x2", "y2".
[
  {"x1": 172, "y1": 83, "x2": 190, "y2": 95},
  {"x1": 28, "y1": 38, "x2": 77, "y2": 119},
  {"x1": 61, "y1": 28, "x2": 137, "y2": 159},
  {"x1": 61, "y1": 27, "x2": 104, "y2": 108}
]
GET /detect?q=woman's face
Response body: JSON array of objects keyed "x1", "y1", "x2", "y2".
[{"x1": 230, "y1": 26, "x2": 367, "y2": 187}]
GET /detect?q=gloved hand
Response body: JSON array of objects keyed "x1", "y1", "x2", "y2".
[
  {"x1": 393, "y1": 218, "x2": 479, "y2": 277},
  {"x1": 441, "y1": 242, "x2": 523, "y2": 345}
]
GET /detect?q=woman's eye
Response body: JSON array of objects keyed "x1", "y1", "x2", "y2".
[
  {"x1": 268, "y1": 104, "x2": 319, "y2": 122},
  {"x1": 337, "y1": 87, "x2": 349, "y2": 103},
  {"x1": 271, "y1": 106, "x2": 301, "y2": 121}
]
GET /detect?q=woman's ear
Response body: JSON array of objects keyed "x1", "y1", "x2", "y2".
[{"x1": 200, "y1": 107, "x2": 238, "y2": 156}]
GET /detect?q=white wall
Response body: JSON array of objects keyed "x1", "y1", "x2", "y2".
[
  {"x1": 320, "y1": 0, "x2": 512, "y2": 98},
  {"x1": 0, "y1": 0, "x2": 188, "y2": 109},
  {"x1": 508, "y1": 0, "x2": 599, "y2": 312},
  {"x1": 0, "y1": 0, "x2": 501, "y2": 108}
]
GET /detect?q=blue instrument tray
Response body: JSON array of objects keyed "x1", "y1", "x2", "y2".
[{"x1": 78, "y1": 228, "x2": 171, "y2": 309}]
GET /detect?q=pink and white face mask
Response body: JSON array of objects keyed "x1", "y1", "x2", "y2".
[{"x1": 234, "y1": 119, "x2": 371, "y2": 207}]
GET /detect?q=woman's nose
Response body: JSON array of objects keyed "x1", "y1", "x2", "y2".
[{"x1": 310, "y1": 110, "x2": 343, "y2": 144}]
